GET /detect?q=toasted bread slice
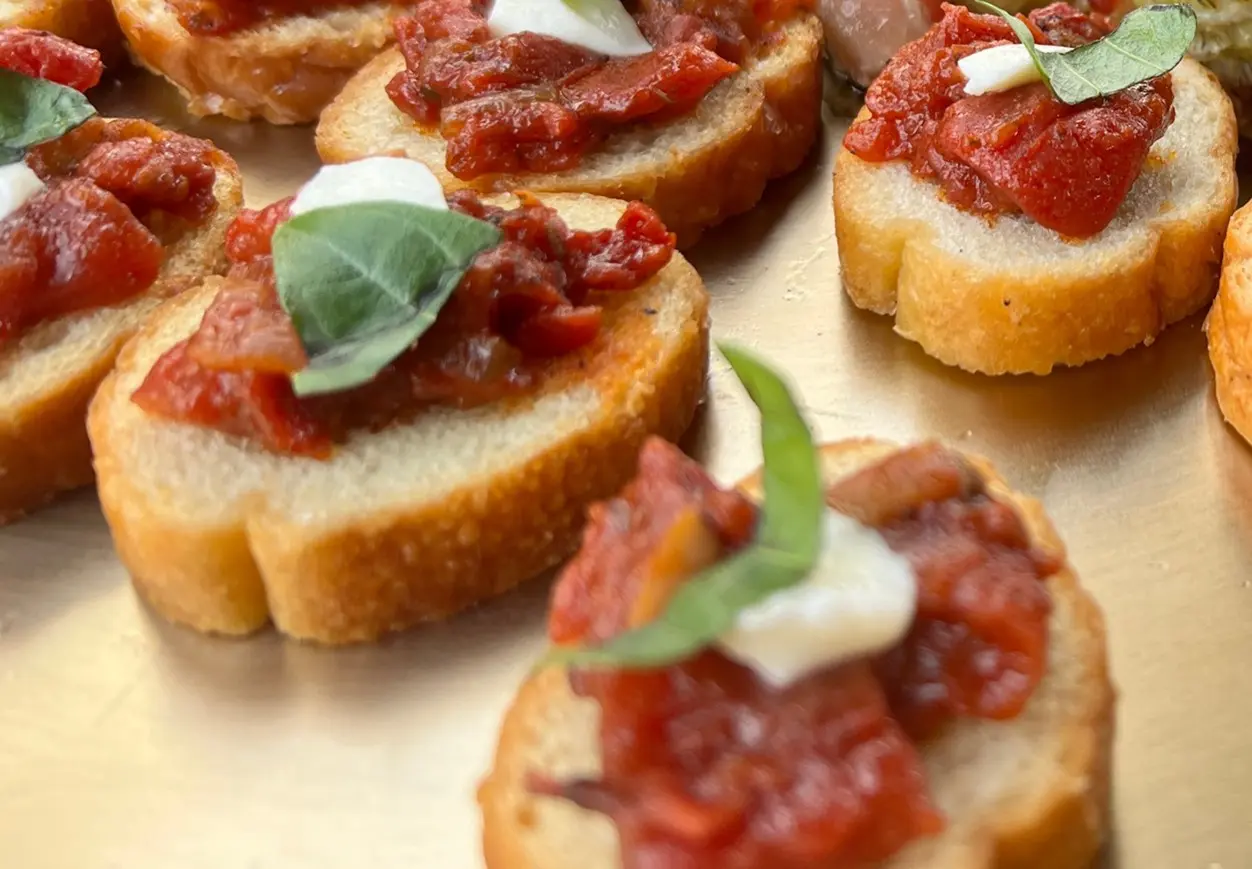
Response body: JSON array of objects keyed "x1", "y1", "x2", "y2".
[
  {"x1": 0, "y1": 0, "x2": 123, "y2": 57},
  {"x1": 479, "y1": 439, "x2": 1115, "y2": 869},
  {"x1": 88, "y1": 193, "x2": 711, "y2": 645},
  {"x1": 111, "y1": 0, "x2": 407, "y2": 124},
  {"x1": 315, "y1": 16, "x2": 824, "y2": 248},
  {"x1": 0, "y1": 151, "x2": 243, "y2": 524},
  {"x1": 1206, "y1": 203, "x2": 1252, "y2": 442},
  {"x1": 834, "y1": 59, "x2": 1238, "y2": 375}
]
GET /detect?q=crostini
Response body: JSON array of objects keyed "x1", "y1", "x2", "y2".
[
  {"x1": 316, "y1": 0, "x2": 823, "y2": 248},
  {"x1": 834, "y1": 2, "x2": 1237, "y2": 375},
  {"x1": 0, "y1": 0, "x2": 123, "y2": 57},
  {"x1": 480, "y1": 347, "x2": 1114, "y2": 869},
  {"x1": 1207, "y1": 203, "x2": 1252, "y2": 444},
  {"x1": 0, "y1": 27, "x2": 242, "y2": 523},
  {"x1": 89, "y1": 156, "x2": 709, "y2": 644},
  {"x1": 112, "y1": 0, "x2": 412, "y2": 124}
]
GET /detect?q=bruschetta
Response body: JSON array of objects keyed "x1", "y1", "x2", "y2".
[
  {"x1": 0, "y1": 0, "x2": 122, "y2": 57},
  {"x1": 834, "y1": 2, "x2": 1237, "y2": 375},
  {"x1": 316, "y1": 0, "x2": 823, "y2": 248},
  {"x1": 480, "y1": 348, "x2": 1114, "y2": 869},
  {"x1": 111, "y1": 0, "x2": 411, "y2": 124},
  {"x1": 0, "y1": 27, "x2": 242, "y2": 523},
  {"x1": 88, "y1": 157, "x2": 709, "y2": 644}
]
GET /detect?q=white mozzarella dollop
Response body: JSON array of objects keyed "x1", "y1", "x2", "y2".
[
  {"x1": 487, "y1": 0, "x2": 653, "y2": 57},
  {"x1": 0, "y1": 161, "x2": 46, "y2": 222},
  {"x1": 290, "y1": 156, "x2": 448, "y2": 217},
  {"x1": 959, "y1": 43, "x2": 1072, "y2": 96},
  {"x1": 716, "y1": 510, "x2": 918, "y2": 688}
]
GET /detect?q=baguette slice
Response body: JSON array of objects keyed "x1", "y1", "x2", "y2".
[
  {"x1": 316, "y1": 16, "x2": 824, "y2": 248},
  {"x1": 111, "y1": 0, "x2": 407, "y2": 124},
  {"x1": 834, "y1": 58, "x2": 1238, "y2": 375},
  {"x1": 1206, "y1": 201, "x2": 1252, "y2": 442},
  {"x1": 88, "y1": 193, "x2": 711, "y2": 645},
  {"x1": 0, "y1": 0, "x2": 123, "y2": 57},
  {"x1": 479, "y1": 439, "x2": 1115, "y2": 869},
  {"x1": 0, "y1": 149, "x2": 243, "y2": 524}
]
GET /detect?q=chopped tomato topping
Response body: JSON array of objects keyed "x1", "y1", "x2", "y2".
[
  {"x1": 0, "y1": 28, "x2": 102, "y2": 91},
  {"x1": 131, "y1": 191, "x2": 676, "y2": 457},
  {"x1": 133, "y1": 340, "x2": 333, "y2": 459},
  {"x1": 0, "y1": 118, "x2": 223, "y2": 345},
  {"x1": 544, "y1": 439, "x2": 1057, "y2": 869},
  {"x1": 842, "y1": 3, "x2": 1173, "y2": 238},
  {"x1": 0, "y1": 179, "x2": 162, "y2": 343},
  {"x1": 386, "y1": 0, "x2": 776, "y2": 179}
]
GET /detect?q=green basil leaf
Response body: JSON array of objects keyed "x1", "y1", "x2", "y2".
[
  {"x1": 271, "y1": 201, "x2": 502, "y2": 397},
  {"x1": 975, "y1": 1, "x2": 1196, "y2": 105},
  {"x1": 0, "y1": 69, "x2": 95, "y2": 163},
  {"x1": 539, "y1": 343, "x2": 825, "y2": 671}
]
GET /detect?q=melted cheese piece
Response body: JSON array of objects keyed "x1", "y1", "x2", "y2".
[
  {"x1": 487, "y1": 0, "x2": 653, "y2": 57},
  {"x1": 290, "y1": 157, "x2": 448, "y2": 217},
  {"x1": 959, "y1": 43, "x2": 1072, "y2": 96},
  {"x1": 716, "y1": 510, "x2": 917, "y2": 688},
  {"x1": 0, "y1": 161, "x2": 46, "y2": 222}
]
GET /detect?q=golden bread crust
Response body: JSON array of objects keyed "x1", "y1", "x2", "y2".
[
  {"x1": 479, "y1": 440, "x2": 1115, "y2": 869},
  {"x1": 111, "y1": 0, "x2": 404, "y2": 124},
  {"x1": 1207, "y1": 203, "x2": 1252, "y2": 443},
  {"x1": 1, "y1": 0, "x2": 124, "y2": 58}
]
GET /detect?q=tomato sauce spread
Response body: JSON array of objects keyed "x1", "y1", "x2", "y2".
[
  {"x1": 167, "y1": 0, "x2": 406, "y2": 36},
  {"x1": 130, "y1": 192, "x2": 676, "y2": 458},
  {"x1": 842, "y1": 3, "x2": 1174, "y2": 238},
  {"x1": 0, "y1": 36, "x2": 223, "y2": 346},
  {"x1": 542, "y1": 439, "x2": 1058, "y2": 869},
  {"x1": 386, "y1": 0, "x2": 804, "y2": 179}
]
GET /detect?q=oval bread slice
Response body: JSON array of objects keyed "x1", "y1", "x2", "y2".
[
  {"x1": 0, "y1": 150, "x2": 243, "y2": 524},
  {"x1": 111, "y1": 0, "x2": 407, "y2": 124},
  {"x1": 88, "y1": 192, "x2": 711, "y2": 645},
  {"x1": 315, "y1": 16, "x2": 824, "y2": 248},
  {"x1": 1206, "y1": 202, "x2": 1252, "y2": 442},
  {"x1": 479, "y1": 439, "x2": 1115, "y2": 869},
  {"x1": 834, "y1": 59, "x2": 1238, "y2": 375},
  {"x1": 0, "y1": 0, "x2": 123, "y2": 57}
]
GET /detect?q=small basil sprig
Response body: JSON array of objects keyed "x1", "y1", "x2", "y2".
[
  {"x1": 0, "y1": 69, "x2": 96, "y2": 165},
  {"x1": 975, "y1": 1, "x2": 1196, "y2": 105},
  {"x1": 539, "y1": 343, "x2": 825, "y2": 671},
  {"x1": 272, "y1": 202, "x2": 502, "y2": 397}
]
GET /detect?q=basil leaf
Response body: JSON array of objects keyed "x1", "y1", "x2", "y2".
[
  {"x1": 0, "y1": 69, "x2": 95, "y2": 163},
  {"x1": 540, "y1": 343, "x2": 825, "y2": 671},
  {"x1": 976, "y1": 1, "x2": 1196, "y2": 105},
  {"x1": 271, "y1": 201, "x2": 502, "y2": 397}
]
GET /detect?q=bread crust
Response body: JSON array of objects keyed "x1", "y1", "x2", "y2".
[
  {"x1": 479, "y1": 440, "x2": 1115, "y2": 869},
  {"x1": 315, "y1": 16, "x2": 824, "y2": 248},
  {"x1": 111, "y1": 0, "x2": 405, "y2": 124},
  {"x1": 1206, "y1": 203, "x2": 1252, "y2": 443},
  {"x1": 88, "y1": 193, "x2": 711, "y2": 644},
  {"x1": 1, "y1": 0, "x2": 124, "y2": 58},
  {"x1": 834, "y1": 59, "x2": 1238, "y2": 375},
  {"x1": 0, "y1": 150, "x2": 243, "y2": 525}
]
